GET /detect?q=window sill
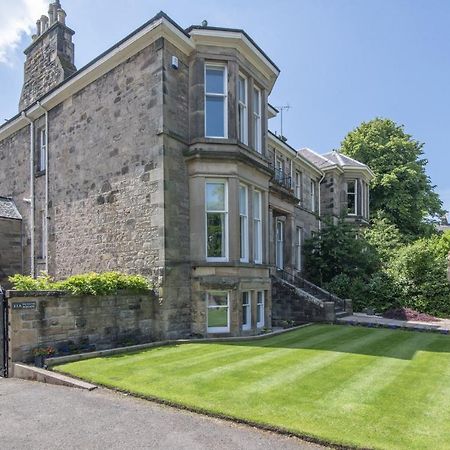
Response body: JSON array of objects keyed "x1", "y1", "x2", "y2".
[{"x1": 35, "y1": 170, "x2": 46, "y2": 178}]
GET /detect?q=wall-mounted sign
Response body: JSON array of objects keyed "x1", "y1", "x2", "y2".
[{"x1": 12, "y1": 302, "x2": 36, "y2": 310}]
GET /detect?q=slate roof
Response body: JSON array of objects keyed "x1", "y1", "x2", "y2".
[
  {"x1": 298, "y1": 148, "x2": 373, "y2": 176},
  {"x1": 322, "y1": 151, "x2": 368, "y2": 169},
  {"x1": 0, "y1": 197, "x2": 22, "y2": 220}
]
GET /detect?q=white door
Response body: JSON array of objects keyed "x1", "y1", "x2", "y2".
[{"x1": 276, "y1": 219, "x2": 284, "y2": 269}]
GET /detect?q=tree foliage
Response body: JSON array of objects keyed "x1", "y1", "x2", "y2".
[
  {"x1": 303, "y1": 218, "x2": 379, "y2": 285},
  {"x1": 340, "y1": 118, "x2": 444, "y2": 238}
]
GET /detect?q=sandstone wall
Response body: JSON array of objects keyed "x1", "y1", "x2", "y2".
[
  {"x1": 0, "y1": 218, "x2": 22, "y2": 287},
  {"x1": 7, "y1": 291, "x2": 157, "y2": 363}
]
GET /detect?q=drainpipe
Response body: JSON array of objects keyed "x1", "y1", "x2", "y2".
[
  {"x1": 21, "y1": 111, "x2": 35, "y2": 276},
  {"x1": 318, "y1": 172, "x2": 325, "y2": 231},
  {"x1": 37, "y1": 101, "x2": 49, "y2": 273}
]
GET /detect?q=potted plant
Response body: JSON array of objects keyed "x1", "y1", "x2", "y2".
[{"x1": 33, "y1": 346, "x2": 55, "y2": 368}]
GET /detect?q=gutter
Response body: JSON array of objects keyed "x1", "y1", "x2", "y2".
[
  {"x1": 21, "y1": 112, "x2": 35, "y2": 276},
  {"x1": 37, "y1": 101, "x2": 49, "y2": 273}
]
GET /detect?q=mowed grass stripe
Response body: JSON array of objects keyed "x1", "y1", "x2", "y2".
[
  {"x1": 241, "y1": 327, "x2": 395, "y2": 395},
  {"x1": 181, "y1": 325, "x2": 357, "y2": 383},
  {"x1": 319, "y1": 331, "x2": 427, "y2": 413}
]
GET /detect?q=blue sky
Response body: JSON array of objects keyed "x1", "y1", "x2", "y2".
[{"x1": 1, "y1": 0, "x2": 449, "y2": 213}]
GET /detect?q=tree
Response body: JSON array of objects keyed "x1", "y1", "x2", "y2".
[
  {"x1": 303, "y1": 218, "x2": 379, "y2": 285},
  {"x1": 340, "y1": 118, "x2": 444, "y2": 238}
]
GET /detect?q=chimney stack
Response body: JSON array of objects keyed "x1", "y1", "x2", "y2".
[{"x1": 19, "y1": 1, "x2": 76, "y2": 111}]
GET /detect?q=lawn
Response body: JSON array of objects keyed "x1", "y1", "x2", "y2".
[{"x1": 55, "y1": 325, "x2": 450, "y2": 449}]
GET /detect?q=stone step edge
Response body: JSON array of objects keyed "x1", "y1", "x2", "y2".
[
  {"x1": 45, "y1": 323, "x2": 314, "y2": 367},
  {"x1": 12, "y1": 363, "x2": 97, "y2": 390}
]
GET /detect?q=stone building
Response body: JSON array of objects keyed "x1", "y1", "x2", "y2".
[
  {"x1": 0, "y1": 197, "x2": 22, "y2": 287},
  {"x1": 0, "y1": 4, "x2": 372, "y2": 337}
]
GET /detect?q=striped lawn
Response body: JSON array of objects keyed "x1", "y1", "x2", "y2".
[{"x1": 55, "y1": 325, "x2": 450, "y2": 450}]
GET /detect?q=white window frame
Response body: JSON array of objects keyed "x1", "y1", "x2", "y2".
[
  {"x1": 347, "y1": 179, "x2": 357, "y2": 216},
  {"x1": 239, "y1": 184, "x2": 249, "y2": 262},
  {"x1": 253, "y1": 190, "x2": 263, "y2": 264},
  {"x1": 39, "y1": 128, "x2": 47, "y2": 172},
  {"x1": 205, "y1": 179, "x2": 228, "y2": 262},
  {"x1": 310, "y1": 180, "x2": 316, "y2": 213},
  {"x1": 276, "y1": 219, "x2": 284, "y2": 269},
  {"x1": 242, "y1": 291, "x2": 251, "y2": 331},
  {"x1": 238, "y1": 74, "x2": 248, "y2": 145},
  {"x1": 295, "y1": 226, "x2": 303, "y2": 270},
  {"x1": 256, "y1": 291, "x2": 265, "y2": 328},
  {"x1": 253, "y1": 86, "x2": 262, "y2": 153},
  {"x1": 205, "y1": 63, "x2": 228, "y2": 139},
  {"x1": 295, "y1": 170, "x2": 302, "y2": 201},
  {"x1": 207, "y1": 291, "x2": 230, "y2": 333}
]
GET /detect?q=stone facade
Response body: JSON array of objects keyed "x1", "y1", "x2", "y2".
[
  {"x1": 0, "y1": 10, "x2": 372, "y2": 339},
  {"x1": 7, "y1": 291, "x2": 157, "y2": 363}
]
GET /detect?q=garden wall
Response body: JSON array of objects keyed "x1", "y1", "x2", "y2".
[{"x1": 6, "y1": 291, "x2": 158, "y2": 364}]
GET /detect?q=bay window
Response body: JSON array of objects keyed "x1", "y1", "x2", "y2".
[
  {"x1": 310, "y1": 180, "x2": 316, "y2": 213},
  {"x1": 295, "y1": 226, "x2": 303, "y2": 270},
  {"x1": 295, "y1": 170, "x2": 302, "y2": 201},
  {"x1": 253, "y1": 190, "x2": 262, "y2": 264},
  {"x1": 207, "y1": 291, "x2": 230, "y2": 333},
  {"x1": 238, "y1": 75, "x2": 248, "y2": 145},
  {"x1": 242, "y1": 291, "x2": 251, "y2": 331},
  {"x1": 256, "y1": 291, "x2": 265, "y2": 328},
  {"x1": 239, "y1": 184, "x2": 249, "y2": 262},
  {"x1": 205, "y1": 64, "x2": 227, "y2": 138},
  {"x1": 253, "y1": 86, "x2": 262, "y2": 153},
  {"x1": 347, "y1": 180, "x2": 357, "y2": 215},
  {"x1": 206, "y1": 180, "x2": 228, "y2": 261}
]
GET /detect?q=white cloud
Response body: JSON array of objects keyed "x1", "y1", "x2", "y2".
[{"x1": 0, "y1": 0, "x2": 48, "y2": 65}]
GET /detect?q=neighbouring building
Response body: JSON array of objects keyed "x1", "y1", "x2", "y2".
[
  {"x1": 0, "y1": 198, "x2": 22, "y2": 287},
  {"x1": 0, "y1": 4, "x2": 373, "y2": 338}
]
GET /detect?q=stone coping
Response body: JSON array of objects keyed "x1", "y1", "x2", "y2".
[
  {"x1": 338, "y1": 313, "x2": 450, "y2": 333},
  {"x1": 12, "y1": 363, "x2": 97, "y2": 390},
  {"x1": 46, "y1": 323, "x2": 313, "y2": 367},
  {"x1": 6, "y1": 290, "x2": 154, "y2": 298}
]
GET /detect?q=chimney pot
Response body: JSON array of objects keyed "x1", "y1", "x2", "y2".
[{"x1": 57, "y1": 9, "x2": 66, "y2": 25}]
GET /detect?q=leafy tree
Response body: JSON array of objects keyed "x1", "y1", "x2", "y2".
[
  {"x1": 340, "y1": 118, "x2": 444, "y2": 238},
  {"x1": 363, "y1": 212, "x2": 404, "y2": 264},
  {"x1": 303, "y1": 218, "x2": 379, "y2": 285},
  {"x1": 387, "y1": 232, "x2": 450, "y2": 317}
]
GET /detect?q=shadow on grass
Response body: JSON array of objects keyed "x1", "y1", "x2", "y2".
[{"x1": 221, "y1": 325, "x2": 450, "y2": 360}]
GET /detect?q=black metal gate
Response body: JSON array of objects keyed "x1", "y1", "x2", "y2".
[{"x1": 0, "y1": 286, "x2": 8, "y2": 377}]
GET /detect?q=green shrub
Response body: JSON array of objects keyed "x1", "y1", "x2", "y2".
[
  {"x1": 9, "y1": 271, "x2": 152, "y2": 296},
  {"x1": 8, "y1": 273, "x2": 53, "y2": 291}
]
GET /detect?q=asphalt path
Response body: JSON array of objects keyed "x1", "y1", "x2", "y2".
[{"x1": 0, "y1": 378, "x2": 325, "y2": 450}]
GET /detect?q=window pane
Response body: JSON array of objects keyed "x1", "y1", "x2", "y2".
[
  {"x1": 253, "y1": 221, "x2": 261, "y2": 262},
  {"x1": 208, "y1": 292, "x2": 228, "y2": 307},
  {"x1": 206, "y1": 183, "x2": 225, "y2": 211},
  {"x1": 253, "y1": 191, "x2": 261, "y2": 219},
  {"x1": 208, "y1": 307, "x2": 228, "y2": 328},
  {"x1": 207, "y1": 212, "x2": 225, "y2": 257},
  {"x1": 253, "y1": 88, "x2": 260, "y2": 113},
  {"x1": 347, "y1": 180, "x2": 356, "y2": 194},
  {"x1": 206, "y1": 67, "x2": 224, "y2": 94},
  {"x1": 239, "y1": 76, "x2": 246, "y2": 102},
  {"x1": 206, "y1": 96, "x2": 225, "y2": 137},
  {"x1": 239, "y1": 186, "x2": 247, "y2": 215}
]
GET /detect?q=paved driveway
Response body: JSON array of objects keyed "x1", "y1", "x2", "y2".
[{"x1": 0, "y1": 379, "x2": 323, "y2": 450}]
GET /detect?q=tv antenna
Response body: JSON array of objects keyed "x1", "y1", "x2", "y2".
[{"x1": 276, "y1": 104, "x2": 291, "y2": 141}]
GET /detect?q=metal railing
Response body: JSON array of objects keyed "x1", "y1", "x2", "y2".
[{"x1": 269, "y1": 163, "x2": 293, "y2": 190}]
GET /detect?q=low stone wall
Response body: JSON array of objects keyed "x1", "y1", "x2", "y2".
[{"x1": 6, "y1": 291, "x2": 157, "y2": 364}]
